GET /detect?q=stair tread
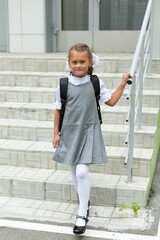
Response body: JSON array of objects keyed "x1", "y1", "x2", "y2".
[
  {"x1": 0, "y1": 102, "x2": 54, "y2": 109},
  {"x1": 0, "y1": 52, "x2": 134, "y2": 59},
  {"x1": 0, "y1": 101, "x2": 158, "y2": 113},
  {"x1": 1, "y1": 70, "x2": 160, "y2": 78},
  {"x1": 0, "y1": 86, "x2": 57, "y2": 91},
  {"x1": 0, "y1": 118, "x2": 157, "y2": 133},
  {"x1": 0, "y1": 165, "x2": 149, "y2": 207},
  {"x1": 0, "y1": 86, "x2": 160, "y2": 95},
  {"x1": 0, "y1": 71, "x2": 68, "y2": 76},
  {"x1": 0, "y1": 139, "x2": 153, "y2": 159},
  {"x1": 0, "y1": 165, "x2": 149, "y2": 189}
]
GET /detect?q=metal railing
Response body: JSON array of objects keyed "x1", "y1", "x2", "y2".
[{"x1": 125, "y1": 0, "x2": 153, "y2": 182}]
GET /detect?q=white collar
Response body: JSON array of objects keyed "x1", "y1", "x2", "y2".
[{"x1": 68, "y1": 74, "x2": 90, "y2": 86}]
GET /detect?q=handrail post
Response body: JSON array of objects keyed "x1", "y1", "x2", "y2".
[
  {"x1": 125, "y1": 0, "x2": 153, "y2": 182},
  {"x1": 137, "y1": 37, "x2": 144, "y2": 129},
  {"x1": 148, "y1": 0, "x2": 153, "y2": 75},
  {"x1": 128, "y1": 76, "x2": 136, "y2": 182}
]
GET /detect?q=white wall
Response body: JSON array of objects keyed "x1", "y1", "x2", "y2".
[
  {"x1": 57, "y1": 31, "x2": 139, "y2": 53},
  {"x1": 8, "y1": 0, "x2": 45, "y2": 53},
  {"x1": 7, "y1": 0, "x2": 160, "y2": 55}
]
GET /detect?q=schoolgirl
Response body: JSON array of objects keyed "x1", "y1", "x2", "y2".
[{"x1": 53, "y1": 43, "x2": 132, "y2": 235}]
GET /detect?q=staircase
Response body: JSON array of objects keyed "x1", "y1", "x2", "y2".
[{"x1": 0, "y1": 53, "x2": 159, "y2": 209}]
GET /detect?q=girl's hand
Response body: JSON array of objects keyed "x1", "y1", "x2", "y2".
[
  {"x1": 106, "y1": 72, "x2": 133, "y2": 107},
  {"x1": 53, "y1": 135, "x2": 60, "y2": 148},
  {"x1": 122, "y1": 72, "x2": 133, "y2": 86}
]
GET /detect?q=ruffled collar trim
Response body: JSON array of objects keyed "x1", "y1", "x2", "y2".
[{"x1": 68, "y1": 74, "x2": 90, "y2": 86}]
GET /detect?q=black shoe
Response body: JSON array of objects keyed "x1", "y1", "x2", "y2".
[
  {"x1": 73, "y1": 215, "x2": 89, "y2": 235},
  {"x1": 87, "y1": 200, "x2": 90, "y2": 217}
]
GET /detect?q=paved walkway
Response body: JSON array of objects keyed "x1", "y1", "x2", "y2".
[{"x1": 0, "y1": 195, "x2": 154, "y2": 233}]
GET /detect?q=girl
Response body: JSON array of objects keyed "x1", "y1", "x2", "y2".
[{"x1": 53, "y1": 43, "x2": 132, "y2": 235}]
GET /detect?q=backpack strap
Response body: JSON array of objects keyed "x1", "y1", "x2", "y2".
[
  {"x1": 59, "y1": 77, "x2": 68, "y2": 132},
  {"x1": 90, "y1": 75, "x2": 103, "y2": 124}
]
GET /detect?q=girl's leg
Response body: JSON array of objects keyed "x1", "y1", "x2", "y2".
[
  {"x1": 76, "y1": 164, "x2": 90, "y2": 226},
  {"x1": 70, "y1": 165, "x2": 78, "y2": 193}
]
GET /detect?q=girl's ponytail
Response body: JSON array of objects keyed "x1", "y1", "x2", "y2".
[{"x1": 88, "y1": 66, "x2": 93, "y2": 75}]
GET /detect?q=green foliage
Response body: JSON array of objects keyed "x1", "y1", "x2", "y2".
[
  {"x1": 118, "y1": 201, "x2": 140, "y2": 216},
  {"x1": 131, "y1": 202, "x2": 140, "y2": 215},
  {"x1": 118, "y1": 202, "x2": 128, "y2": 212}
]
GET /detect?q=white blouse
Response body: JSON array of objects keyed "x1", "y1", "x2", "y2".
[{"x1": 55, "y1": 74, "x2": 111, "y2": 109}]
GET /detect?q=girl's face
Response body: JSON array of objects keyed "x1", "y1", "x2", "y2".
[{"x1": 69, "y1": 50, "x2": 92, "y2": 78}]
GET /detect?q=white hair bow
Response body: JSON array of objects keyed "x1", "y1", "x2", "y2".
[
  {"x1": 65, "y1": 53, "x2": 99, "y2": 71},
  {"x1": 92, "y1": 53, "x2": 99, "y2": 68}
]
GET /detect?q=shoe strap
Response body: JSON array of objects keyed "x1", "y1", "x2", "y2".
[
  {"x1": 76, "y1": 215, "x2": 89, "y2": 222},
  {"x1": 88, "y1": 201, "x2": 90, "y2": 209}
]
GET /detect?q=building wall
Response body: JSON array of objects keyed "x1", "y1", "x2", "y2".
[
  {"x1": 8, "y1": 0, "x2": 45, "y2": 53},
  {"x1": 57, "y1": 30, "x2": 139, "y2": 53},
  {"x1": 4, "y1": 0, "x2": 160, "y2": 57},
  {"x1": 0, "y1": 0, "x2": 7, "y2": 51}
]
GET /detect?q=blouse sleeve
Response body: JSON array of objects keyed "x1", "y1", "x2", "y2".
[
  {"x1": 99, "y1": 79, "x2": 112, "y2": 104},
  {"x1": 55, "y1": 79, "x2": 111, "y2": 108},
  {"x1": 55, "y1": 84, "x2": 62, "y2": 109}
]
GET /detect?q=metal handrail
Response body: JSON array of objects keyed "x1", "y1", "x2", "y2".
[{"x1": 125, "y1": 0, "x2": 153, "y2": 182}]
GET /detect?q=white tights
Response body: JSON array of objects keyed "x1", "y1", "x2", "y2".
[{"x1": 70, "y1": 164, "x2": 90, "y2": 226}]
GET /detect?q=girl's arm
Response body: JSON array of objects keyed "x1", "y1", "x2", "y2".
[
  {"x1": 105, "y1": 72, "x2": 132, "y2": 107},
  {"x1": 53, "y1": 109, "x2": 60, "y2": 148}
]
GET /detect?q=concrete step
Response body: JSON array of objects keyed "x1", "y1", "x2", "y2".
[
  {"x1": 102, "y1": 124, "x2": 156, "y2": 148},
  {"x1": 0, "y1": 71, "x2": 66, "y2": 88},
  {"x1": 101, "y1": 105, "x2": 159, "y2": 126},
  {"x1": 0, "y1": 102, "x2": 158, "y2": 126},
  {"x1": 0, "y1": 102, "x2": 54, "y2": 121},
  {"x1": 0, "y1": 53, "x2": 160, "y2": 74},
  {"x1": 0, "y1": 86, "x2": 159, "y2": 107},
  {"x1": 0, "y1": 165, "x2": 150, "y2": 207},
  {"x1": 0, "y1": 53, "x2": 133, "y2": 73},
  {"x1": 0, "y1": 196, "x2": 149, "y2": 232},
  {"x1": 0, "y1": 139, "x2": 152, "y2": 177},
  {"x1": 0, "y1": 86, "x2": 56, "y2": 104},
  {"x1": 0, "y1": 71, "x2": 160, "y2": 90},
  {"x1": 0, "y1": 119, "x2": 156, "y2": 148}
]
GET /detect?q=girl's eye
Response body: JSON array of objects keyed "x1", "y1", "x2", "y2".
[{"x1": 71, "y1": 60, "x2": 86, "y2": 64}]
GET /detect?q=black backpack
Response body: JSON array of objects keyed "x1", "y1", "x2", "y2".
[{"x1": 59, "y1": 75, "x2": 102, "y2": 132}]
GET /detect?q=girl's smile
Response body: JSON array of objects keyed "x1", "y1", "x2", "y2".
[{"x1": 69, "y1": 51, "x2": 92, "y2": 78}]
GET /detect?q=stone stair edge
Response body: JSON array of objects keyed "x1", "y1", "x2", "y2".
[
  {"x1": 0, "y1": 86, "x2": 160, "y2": 96},
  {"x1": 0, "y1": 139, "x2": 153, "y2": 159},
  {"x1": 0, "y1": 52, "x2": 134, "y2": 59},
  {"x1": 0, "y1": 87, "x2": 159, "y2": 108},
  {"x1": 0, "y1": 120, "x2": 155, "y2": 148},
  {"x1": 0, "y1": 71, "x2": 160, "y2": 78},
  {"x1": 0, "y1": 118, "x2": 157, "y2": 134},
  {"x1": 0, "y1": 102, "x2": 158, "y2": 113},
  {"x1": 0, "y1": 165, "x2": 150, "y2": 207},
  {"x1": 0, "y1": 71, "x2": 68, "y2": 76},
  {"x1": 0, "y1": 53, "x2": 159, "y2": 75},
  {"x1": 0, "y1": 103, "x2": 158, "y2": 127},
  {"x1": 0, "y1": 137, "x2": 152, "y2": 177}
]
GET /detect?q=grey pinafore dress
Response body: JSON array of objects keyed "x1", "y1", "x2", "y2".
[{"x1": 53, "y1": 81, "x2": 108, "y2": 165}]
